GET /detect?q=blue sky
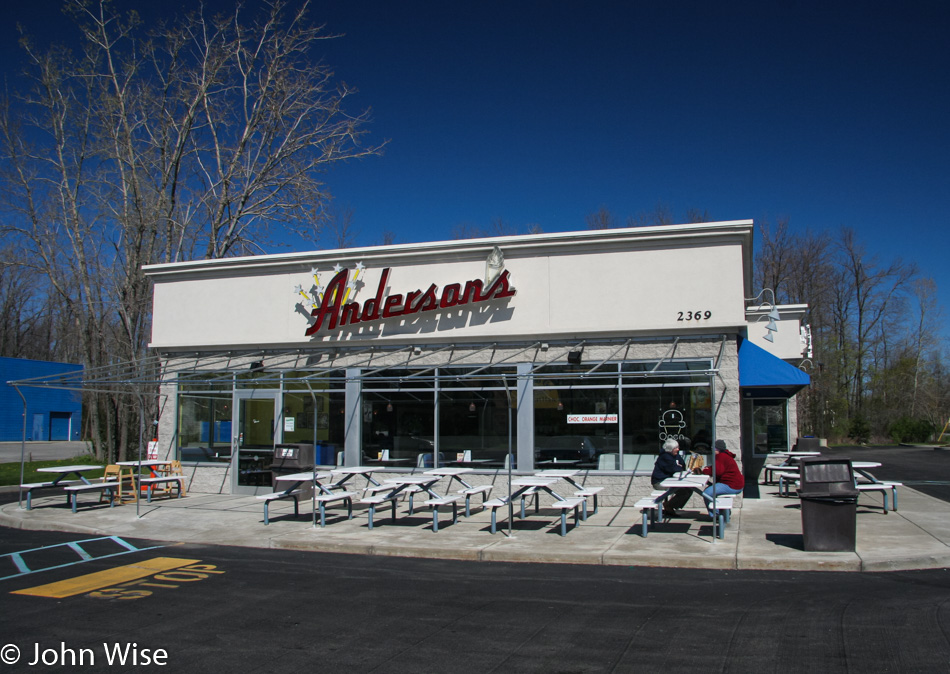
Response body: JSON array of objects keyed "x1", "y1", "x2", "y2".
[{"x1": 4, "y1": 1, "x2": 948, "y2": 338}]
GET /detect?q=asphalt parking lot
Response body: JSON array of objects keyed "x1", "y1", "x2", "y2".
[
  {"x1": 2, "y1": 444, "x2": 950, "y2": 672},
  {"x1": 816, "y1": 444, "x2": 950, "y2": 503},
  {"x1": 3, "y1": 528, "x2": 950, "y2": 673}
]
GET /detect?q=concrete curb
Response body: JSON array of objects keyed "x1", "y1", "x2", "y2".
[{"x1": 4, "y1": 484, "x2": 950, "y2": 573}]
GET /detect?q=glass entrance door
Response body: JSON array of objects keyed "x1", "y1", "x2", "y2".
[{"x1": 233, "y1": 391, "x2": 280, "y2": 494}]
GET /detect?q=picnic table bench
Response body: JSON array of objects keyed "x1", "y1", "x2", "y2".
[
  {"x1": 360, "y1": 492, "x2": 400, "y2": 529},
  {"x1": 257, "y1": 489, "x2": 305, "y2": 525},
  {"x1": 423, "y1": 495, "x2": 464, "y2": 532},
  {"x1": 22, "y1": 465, "x2": 106, "y2": 511},
  {"x1": 138, "y1": 476, "x2": 186, "y2": 503},
  {"x1": 64, "y1": 482, "x2": 121, "y2": 513},
  {"x1": 483, "y1": 476, "x2": 585, "y2": 536},
  {"x1": 550, "y1": 497, "x2": 585, "y2": 536},
  {"x1": 19, "y1": 480, "x2": 84, "y2": 510},
  {"x1": 313, "y1": 491, "x2": 357, "y2": 527}
]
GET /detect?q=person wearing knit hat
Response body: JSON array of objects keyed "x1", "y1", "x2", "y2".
[{"x1": 700, "y1": 439, "x2": 744, "y2": 514}]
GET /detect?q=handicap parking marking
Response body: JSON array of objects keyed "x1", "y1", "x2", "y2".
[
  {"x1": 12, "y1": 557, "x2": 203, "y2": 598},
  {"x1": 0, "y1": 536, "x2": 167, "y2": 581}
]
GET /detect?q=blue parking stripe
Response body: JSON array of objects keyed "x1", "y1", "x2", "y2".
[{"x1": 1, "y1": 537, "x2": 165, "y2": 582}]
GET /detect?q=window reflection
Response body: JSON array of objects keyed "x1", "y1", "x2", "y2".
[{"x1": 438, "y1": 389, "x2": 516, "y2": 468}]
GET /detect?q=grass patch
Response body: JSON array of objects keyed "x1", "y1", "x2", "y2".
[{"x1": 0, "y1": 456, "x2": 104, "y2": 486}]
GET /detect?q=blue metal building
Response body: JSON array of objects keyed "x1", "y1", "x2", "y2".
[{"x1": 1, "y1": 357, "x2": 83, "y2": 441}]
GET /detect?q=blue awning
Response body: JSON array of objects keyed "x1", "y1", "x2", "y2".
[{"x1": 738, "y1": 337, "x2": 810, "y2": 397}]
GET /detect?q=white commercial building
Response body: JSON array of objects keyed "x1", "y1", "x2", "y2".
[{"x1": 145, "y1": 220, "x2": 810, "y2": 504}]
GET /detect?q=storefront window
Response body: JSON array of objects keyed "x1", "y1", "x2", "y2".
[
  {"x1": 235, "y1": 370, "x2": 280, "y2": 389},
  {"x1": 361, "y1": 390, "x2": 435, "y2": 465},
  {"x1": 282, "y1": 372, "x2": 345, "y2": 464},
  {"x1": 535, "y1": 362, "x2": 713, "y2": 471},
  {"x1": 178, "y1": 372, "x2": 233, "y2": 392},
  {"x1": 360, "y1": 368, "x2": 433, "y2": 389},
  {"x1": 752, "y1": 399, "x2": 788, "y2": 455},
  {"x1": 534, "y1": 384, "x2": 619, "y2": 469},
  {"x1": 622, "y1": 360, "x2": 712, "y2": 384},
  {"x1": 621, "y1": 386, "x2": 712, "y2": 469},
  {"x1": 438, "y1": 388, "x2": 516, "y2": 468},
  {"x1": 281, "y1": 389, "x2": 346, "y2": 466},
  {"x1": 439, "y1": 366, "x2": 518, "y2": 388},
  {"x1": 177, "y1": 393, "x2": 232, "y2": 463}
]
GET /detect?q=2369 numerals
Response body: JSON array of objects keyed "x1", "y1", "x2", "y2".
[{"x1": 677, "y1": 310, "x2": 712, "y2": 321}]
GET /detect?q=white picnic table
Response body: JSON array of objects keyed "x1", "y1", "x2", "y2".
[
  {"x1": 28, "y1": 465, "x2": 110, "y2": 512},
  {"x1": 424, "y1": 468, "x2": 495, "y2": 516},
  {"x1": 329, "y1": 466, "x2": 381, "y2": 490}
]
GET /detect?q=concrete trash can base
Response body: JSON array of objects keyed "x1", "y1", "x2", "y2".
[{"x1": 801, "y1": 496, "x2": 857, "y2": 552}]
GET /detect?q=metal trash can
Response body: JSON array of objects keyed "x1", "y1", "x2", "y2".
[
  {"x1": 269, "y1": 443, "x2": 316, "y2": 494},
  {"x1": 797, "y1": 458, "x2": 859, "y2": 552},
  {"x1": 794, "y1": 436, "x2": 821, "y2": 452}
]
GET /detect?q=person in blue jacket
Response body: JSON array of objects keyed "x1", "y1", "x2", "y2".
[{"x1": 652, "y1": 438, "x2": 691, "y2": 516}]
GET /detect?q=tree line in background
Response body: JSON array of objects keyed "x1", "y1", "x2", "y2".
[
  {"x1": 755, "y1": 220, "x2": 947, "y2": 444},
  {"x1": 0, "y1": 0, "x2": 380, "y2": 460},
  {"x1": 585, "y1": 207, "x2": 948, "y2": 443}
]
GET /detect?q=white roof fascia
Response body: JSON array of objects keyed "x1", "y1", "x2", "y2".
[{"x1": 143, "y1": 220, "x2": 754, "y2": 279}]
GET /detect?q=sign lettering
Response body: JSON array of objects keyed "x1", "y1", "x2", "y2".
[
  {"x1": 305, "y1": 267, "x2": 516, "y2": 336},
  {"x1": 567, "y1": 414, "x2": 618, "y2": 424}
]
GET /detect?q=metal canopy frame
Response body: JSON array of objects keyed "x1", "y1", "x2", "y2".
[
  {"x1": 7, "y1": 334, "x2": 728, "y2": 536},
  {"x1": 7, "y1": 335, "x2": 726, "y2": 393}
]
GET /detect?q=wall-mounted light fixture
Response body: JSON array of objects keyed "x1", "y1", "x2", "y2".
[
  {"x1": 747, "y1": 288, "x2": 780, "y2": 343},
  {"x1": 469, "y1": 402, "x2": 477, "y2": 412},
  {"x1": 412, "y1": 346, "x2": 422, "y2": 356},
  {"x1": 759, "y1": 312, "x2": 779, "y2": 343},
  {"x1": 386, "y1": 402, "x2": 393, "y2": 412},
  {"x1": 567, "y1": 349, "x2": 583, "y2": 365},
  {"x1": 249, "y1": 361, "x2": 264, "y2": 372}
]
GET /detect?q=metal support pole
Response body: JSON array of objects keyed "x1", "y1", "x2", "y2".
[
  {"x1": 503, "y1": 375, "x2": 514, "y2": 537},
  {"x1": 136, "y1": 393, "x2": 146, "y2": 519},
  {"x1": 710, "y1": 374, "x2": 718, "y2": 541},
  {"x1": 13, "y1": 385, "x2": 28, "y2": 510}
]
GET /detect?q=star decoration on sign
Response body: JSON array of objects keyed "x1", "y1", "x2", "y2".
[{"x1": 295, "y1": 261, "x2": 367, "y2": 313}]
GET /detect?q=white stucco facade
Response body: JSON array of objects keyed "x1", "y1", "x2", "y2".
[{"x1": 144, "y1": 220, "x2": 808, "y2": 504}]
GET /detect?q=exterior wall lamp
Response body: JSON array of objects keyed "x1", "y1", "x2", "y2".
[{"x1": 746, "y1": 288, "x2": 780, "y2": 343}]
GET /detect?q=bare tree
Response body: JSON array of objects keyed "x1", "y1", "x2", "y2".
[
  {"x1": 836, "y1": 228, "x2": 917, "y2": 415},
  {"x1": 754, "y1": 218, "x2": 795, "y2": 300},
  {"x1": 684, "y1": 208, "x2": 713, "y2": 223},
  {"x1": 626, "y1": 203, "x2": 675, "y2": 228},
  {"x1": 908, "y1": 278, "x2": 941, "y2": 416},
  {"x1": 0, "y1": 0, "x2": 381, "y2": 458},
  {"x1": 451, "y1": 222, "x2": 485, "y2": 240},
  {"x1": 585, "y1": 205, "x2": 616, "y2": 230},
  {"x1": 753, "y1": 219, "x2": 940, "y2": 441},
  {"x1": 451, "y1": 218, "x2": 518, "y2": 240},
  {"x1": 323, "y1": 204, "x2": 359, "y2": 249}
]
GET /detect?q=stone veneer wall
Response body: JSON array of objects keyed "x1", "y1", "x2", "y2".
[{"x1": 712, "y1": 334, "x2": 741, "y2": 469}]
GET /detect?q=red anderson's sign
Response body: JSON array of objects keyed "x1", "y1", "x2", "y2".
[{"x1": 305, "y1": 267, "x2": 516, "y2": 335}]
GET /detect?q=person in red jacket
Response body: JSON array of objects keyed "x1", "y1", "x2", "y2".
[{"x1": 700, "y1": 440, "x2": 744, "y2": 511}]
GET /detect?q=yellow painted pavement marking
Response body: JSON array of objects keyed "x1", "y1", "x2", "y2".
[{"x1": 12, "y1": 557, "x2": 201, "y2": 599}]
